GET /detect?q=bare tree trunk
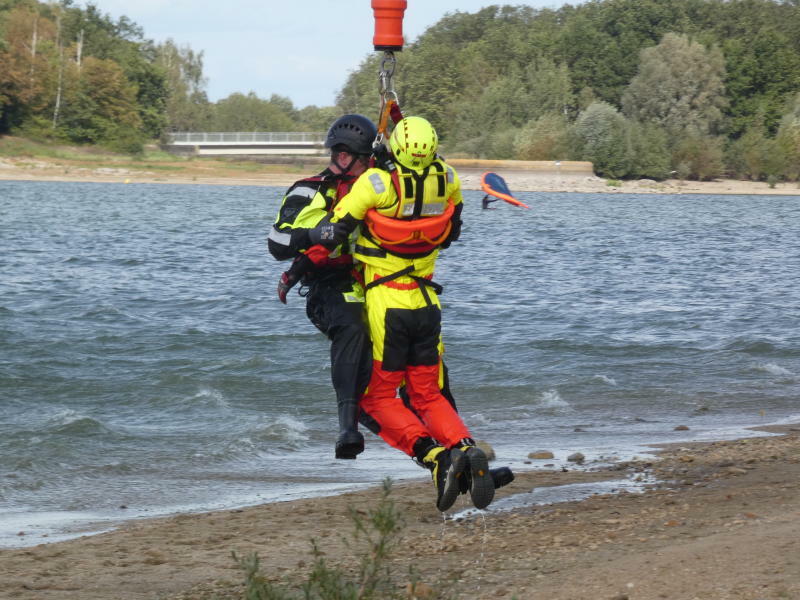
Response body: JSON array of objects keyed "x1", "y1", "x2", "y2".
[
  {"x1": 76, "y1": 29, "x2": 84, "y2": 72},
  {"x1": 52, "y1": 9, "x2": 63, "y2": 129},
  {"x1": 29, "y1": 14, "x2": 38, "y2": 81}
]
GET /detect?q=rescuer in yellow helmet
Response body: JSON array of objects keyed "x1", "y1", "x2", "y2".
[{"x1": 317, "y1": 116, "x2": 498, "y2": 511}]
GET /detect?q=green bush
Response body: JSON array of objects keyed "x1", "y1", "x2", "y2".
[
  {"x1": 627, "y1": 121, "x2": 671, "y2": 180},
  {"x1": 233, "y1": 480, "x2": 453, "y2": 600},
  {"x1": 103, "y1": 129, "x2": 146, "y2": 156},
  {"x1": 672, "y1": 134, "x2": 725, "y2": 181},
  {"x1": 767, "y1": 174, "x2": 779, "y2": 188},
  {"x1": 570, "y1": 102, "x2": 631, "y2": 179},
  {"x1": 513, "y1": 113, "x2": 570, "y2": 160}
]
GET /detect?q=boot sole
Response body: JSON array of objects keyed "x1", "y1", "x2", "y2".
[
  {"x1": 437, "y1": 448, "x2": 469, "y2": 511},
  {"x1": 335, "y1": 432, "x2": 364, "y2": 459},
  {"x1": 466, "y1": 447, "x2": 495, "y2": 509}
]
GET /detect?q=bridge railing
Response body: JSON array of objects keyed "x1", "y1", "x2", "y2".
[{"x1": 167, "y1": 132, "x2": 326, "y2": 144}]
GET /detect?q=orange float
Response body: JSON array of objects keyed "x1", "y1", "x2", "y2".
[{"x1": 372, "y1": 0, "x2": 407, "y2": 51}]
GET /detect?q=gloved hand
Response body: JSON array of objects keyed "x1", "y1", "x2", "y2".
[
  {"x1": 277, "y1": 270, "x2": 300, "y2": 304},
  {"x1": 307, "y1": 221, "x2": 348, "y2": 249},
  {"x1": 276, "y1": 255, "x2": 312, "y2": 304}
]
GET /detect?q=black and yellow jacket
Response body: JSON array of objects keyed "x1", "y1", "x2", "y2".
[{"x1": 267, "y1": 169, "x2": 351, "y2": 262}]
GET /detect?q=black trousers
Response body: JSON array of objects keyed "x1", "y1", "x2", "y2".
[{"x1": 304, "y1": 271, "x2": 372, "y2": 409}]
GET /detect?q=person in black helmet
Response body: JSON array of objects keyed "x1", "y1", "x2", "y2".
[{"x1": 268, "y1": 114, "x2": 377, "y2": 460}]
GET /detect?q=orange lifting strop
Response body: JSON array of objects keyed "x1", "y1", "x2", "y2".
[{"x1": 365, "y1": 199, "x2": 455, "y2": 248}]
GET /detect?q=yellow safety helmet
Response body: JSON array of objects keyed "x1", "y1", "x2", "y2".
[{"x1": 389, "y1": 116, "x2": 438, "y2": 170}]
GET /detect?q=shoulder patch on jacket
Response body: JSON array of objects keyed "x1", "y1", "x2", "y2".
[{"x1": 369, "y1": 173, "x2": 386, "y2": 194}]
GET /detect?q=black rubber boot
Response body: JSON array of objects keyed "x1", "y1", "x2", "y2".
[
  {"x1": 490, "y1": 466, "x2": 515, "y2": 489},
  {"x1": 334, "y1": 399, "x2": 364, "y2": 459}
]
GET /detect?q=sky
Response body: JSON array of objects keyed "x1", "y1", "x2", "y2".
[{"x1": 83, "y1": 1, "x2": 575, "y2": 109}]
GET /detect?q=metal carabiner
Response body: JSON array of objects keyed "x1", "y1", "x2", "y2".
[
  {"x1": 375, "y1": 51, "x2": 399, "y2": 147},
  {"x1": 378, "y1": 51, "x2": 397, "y2": 96}
]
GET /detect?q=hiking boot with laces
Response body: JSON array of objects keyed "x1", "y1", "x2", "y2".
[
  {"x1": 455, "y1": 440, "x2": 495, "y2": 510},
  {"x1": 421, "y1": 445, "x2": 468, "y2": 512}
]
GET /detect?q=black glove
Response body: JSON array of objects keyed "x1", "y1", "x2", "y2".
[{"x1": 307, "y1": 221, "x2": 348, "y2": 249}]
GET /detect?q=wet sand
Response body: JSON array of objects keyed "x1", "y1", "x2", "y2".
[{"x1": 1, "y1": 425, "x2": 799, "y2": 600}]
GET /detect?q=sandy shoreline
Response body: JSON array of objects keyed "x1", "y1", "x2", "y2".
[
  {"x1": 2, "y1": 156, "x2": 800, "y2": 195},
  {"x1": 1, "y1": 424, "x2": 799, "y2": 600}
]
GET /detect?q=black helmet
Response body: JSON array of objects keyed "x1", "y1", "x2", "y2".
[{"x1": 325, "y1": 114, "x2": 377, "y2": 155}]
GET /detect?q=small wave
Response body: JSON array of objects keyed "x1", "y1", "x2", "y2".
[
  {"x1": 191, "y1": 386, "x2": 232, "y2": 410},
  {"x1": 254, "y1": 415, "x2": 310, "y2": 445},
  {"x1": 110, "y1": 258, "x2": 146, "y2": 267},
  {"x1": 200, "y1": 416, "x2": 311, "y2": 460},
  {"x1": 466, "y1": 412, "x2": 491, "y2": 426},
  {"x1": 593, "y1": 374, "x2": 617, "y2": 386},
  {"x1": 50, "y1": 417, "x2": 112, "y2": 436},
  {"x1": 724, "y1": 338, "x2": 777, "y2": 355},
  {"x1": 538, "y1": 390, "x2": 573, "y2": 413},
  {"x1": 753, "y1": 363, "x2": 794, "y2": 377},
  {"x1": 38, "y1": 409, "x2": 114, "y2": 437}
]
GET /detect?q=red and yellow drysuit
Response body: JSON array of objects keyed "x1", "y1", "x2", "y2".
[{"x1": 331, "y1": 159, "x2": 470, "y2": 459}]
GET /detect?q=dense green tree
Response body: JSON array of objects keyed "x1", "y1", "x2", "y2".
[
  {"x1": 0, "y1": 3, "x2": 57, "y2": 131},
  {"x1": 622, "y1": 33, "x2": 727, "y2": 140},
  {"x1": 210, "y1": 92, "x2": 296, "y2": 132},
  {"x1": 723, "y1": 29, "x2": 800, "y2": 137},
  {"x1": 0, "y1": 0, "x2": 171, "y2": 145},
  {"x1": 295, "y1": 105, "x2": 338, "y2": 132},
  {"x1": 774, "y1": 93, "x2": 800, "y2": 180},
  {"x1": 672, "y1": 133, "x2": 725, "y2": 180},
  {"x1": 627, "y1": 121, "x2": 671, "y2": 180},
  {"x1": 58, "y1": 2, "x2": 168, "y2": 137},
  {"x1": 524, "y1": 58, "x2": 574, "y2": 120},
  {"x1": 513, "y1": 112, "x2": 570, "y2": 160},
  {"x1": 570, "y1": 102, "x2": 631, "y2": 178},
  {"x1": 56, "y1": 56, "x2": 143, "y2": 150},
  {"x1": 155, "y1": 38, "x2": 211, "y2": 132}
]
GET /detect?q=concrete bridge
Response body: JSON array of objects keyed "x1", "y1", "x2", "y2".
[{"x1": 163, "y1": 132, "x2": 327, "y2": 156}]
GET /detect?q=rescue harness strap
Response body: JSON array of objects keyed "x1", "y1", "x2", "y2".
[
  {"x1": 364, "y1": 265, "x2": 443, "y2": 307},
  {"x1": 393, "y1": 162, "x2": 446, "y2": 216}
]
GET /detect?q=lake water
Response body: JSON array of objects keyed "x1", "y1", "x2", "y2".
[{"x1": 2, "y1": 180, "x2": 799, "y2": 547}]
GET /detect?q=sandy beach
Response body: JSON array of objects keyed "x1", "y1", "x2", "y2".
[
  {"x1": 0, "y1": 426, "x2": 798, "y2": 600},
  {"x1": 2, "y1": 154, "x2": 800, "y2": 196}
]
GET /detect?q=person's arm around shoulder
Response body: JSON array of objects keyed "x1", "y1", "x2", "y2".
[
  {"x1": 330, "y1": 168, "x2": 393, "y2": 230},
  {"x1": 267, "y1": 183, "x2": 329, "y2": 261}
]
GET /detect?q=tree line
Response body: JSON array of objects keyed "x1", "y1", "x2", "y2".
[
  {"x1": 2, "y1": 0, "x2": 800, "y2": 181},
  {"x1": 0, "y1": 0, "x2": 329, "y2": 152},
  {"x1": 341, "y1": 0, "x2": 800, "y2": 182}
]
